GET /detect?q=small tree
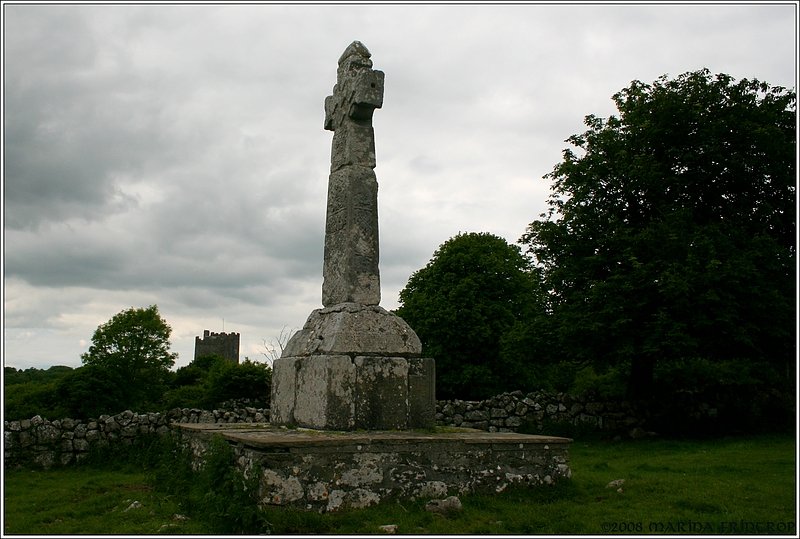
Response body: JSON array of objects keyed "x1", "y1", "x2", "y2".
[
  {"x1": 397, "y1": 232, "x2": 541, "y2": 399},
  {"x1": 81, "y1": 305, "x2": 177, "y2": 410},
  {"x1": 261, "y1": 326, "x2": 296, "y2": 366}
]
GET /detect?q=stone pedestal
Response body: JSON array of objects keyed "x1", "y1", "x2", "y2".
[{"x1": 271, "y1": 303, "x2": 435, "y2": 430}]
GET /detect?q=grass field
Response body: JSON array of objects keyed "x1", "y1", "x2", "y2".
[
  {"x1": 2, "y1": 466, "x2": 206, "y2": 535},
  {"x1": 3, "y1": 434, "x2": 796, "y2": 535}
]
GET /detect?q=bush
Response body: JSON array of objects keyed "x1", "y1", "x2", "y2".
[
  {"x1": 55, "y1": 365, "x2": 130, "y2": 419},
  {"x1": 160, "y1": 384, "x2": 208, "y2": 410},
  {"x1": 4, "y1": 366, "x2": 74, "y2": 420},
  {"x1": 3, "y1": 381, "x2": 66, "y2": 420},
  {"x1": 205, "y1": 359, "x2": 271, "y2": 408},
  {"x1": 570, "y1": 364, "x2": 627, "y2": 400},
  {"x1": 161, "y1": 356, "x2": 271, "y2": 410},
  {"x1": 397, "y1": 232, "x2": 542, "y2": 399}
]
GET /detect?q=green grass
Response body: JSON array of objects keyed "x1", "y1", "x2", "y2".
[
  {"x1": 2, "y1": 466, "x2": 206, "y2": 535},
  {"x1": 4, "y1": 434, "x2": 796, "y2": 535}
]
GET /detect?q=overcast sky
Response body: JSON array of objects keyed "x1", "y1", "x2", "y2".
[{"x1": 3, "y1": 2, "x2": 797, "y2": 371}]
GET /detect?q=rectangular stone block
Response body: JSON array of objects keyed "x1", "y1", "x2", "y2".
[
  {"x1": 289, "y1": 355, "x2": 356, "y2": 431},
  {"x1": 354, "y1": 357, "x2": 409, "y2": 430},
  {"x1": 272, "y1": 353, "x2": 428, "y2": 431},
  {"x1": 408, "y1": 358, "x2": 436, "y2": 428},
  {"x1": 270, "y1": 357, "x2": 298, "y2": 425},
  {"x1": 323, "y1": 356, "x2": 357, "y2": 430},
  {"x1": 293, "y1": 356, "x2": 332, "y2": 428}
]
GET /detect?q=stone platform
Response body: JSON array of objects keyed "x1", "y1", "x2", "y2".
[{"x1": 174, "y1": 423, "x2": 572, "y2": 513}]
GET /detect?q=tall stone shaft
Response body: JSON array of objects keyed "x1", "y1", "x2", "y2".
[
  {"x1": 271, "y1": 42, "x2": 435, "y2": 431},
  {"x1": 322, "y1": 41, "x2": 384, "y2": 307}
]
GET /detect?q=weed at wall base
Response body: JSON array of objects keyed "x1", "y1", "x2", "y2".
[{"x1": 149, "y1": 434, "x2": 269, "y2": 535}]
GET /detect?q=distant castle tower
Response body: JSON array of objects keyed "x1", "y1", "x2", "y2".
[{"x1": 194, "y1": 330, "x2": 240, "y2": 364}]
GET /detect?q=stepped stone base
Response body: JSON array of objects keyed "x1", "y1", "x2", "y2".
[
  {"x1": 271, "y1": 355, "x2": 435, "y2": 430},
  {"x1": 175, "y1": 423, "x2": 572, "y2": 513},
  {"x1": 273, "y1": 302, "x2": 434, "y2": 430}
]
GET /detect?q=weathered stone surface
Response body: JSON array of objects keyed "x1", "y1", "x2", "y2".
[
  {"x1": 321, "y1": 41, "x2": 384, "y2": 307},
  {"x1": 293, "y1": 355, "x2": 356, "y2": 430},
  {"x1": 354, "y1": 357, "x2": 409, "y2": 430},
  {"x1": 176, "y1": 423, "x2": 572, "y2": 513},
  {"x1": 436, "y1": 391, "x2": 648, "y2": 436},
  {"x1": 269, "y1": 356, "x2": 298, "y2": 424},
  {"x1": 282, "y1": 303, "x2": 422, "y2": 358},
  {"x1": 73, "y1": 438, "x2": 90, "y2": 452},
  {"x1": 408, "y1": 357, "x2": 436, "y2": 428},
  {"x1": 322, "y1": 167, "x2": 380, "y2": 306},
  {"x1": 36, "y1": 424, "x2": 60, "y2": 444},
  {"x1": 417, "y1": 480, "x2": 448, "y2": 499},
  {"x1": 270, "y1": 355, "x2": 356, "y2": 430},
  {"x1": 425, "y1": 495, "x2": 463, "y2": 514},
  {"x1": 324, "y1": 41, "x2": 384, "y2": 168},
  {"x1": 272, "y1": 354, "x2": 434, "y2": 430},
  {"x1": 261, "y1": 469, "x2": 305, "y2": 505}
]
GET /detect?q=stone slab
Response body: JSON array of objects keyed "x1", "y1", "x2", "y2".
[{"x1": 175, "y1": 423, "x2": 572, "y2": 512}]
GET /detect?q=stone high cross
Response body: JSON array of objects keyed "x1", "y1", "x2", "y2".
[
  {"x1": 322, "y1": 41, "x2": 385, "y2": 307},
  {"x1": 271, "y1": 41, "x2": 435, "y2": 431}
]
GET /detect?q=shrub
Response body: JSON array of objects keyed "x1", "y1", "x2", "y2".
[{"x1": 570, "y1": 364, "x2": 627, "y2": 400}]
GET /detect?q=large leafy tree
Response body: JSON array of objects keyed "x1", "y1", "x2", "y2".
[
  {"x1": 521, "y1": 69, "x2": 795, "y2": 399},
  {"x1": 397, "y1": 232, "x2": 541, "y2": 399},
  {"x1": 81, "y1": 305, "x2": 178, "y2": 409}
]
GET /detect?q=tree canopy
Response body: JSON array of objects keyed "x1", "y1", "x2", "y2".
[
  {"x1": 81, "y1": 305, "x2": 178, "y2": 409},
  {"x1": 396, "y1": 232, "x2": 541, "y2": 399},
  {"x1": 520, "y1": 69, "x2": 796, "y2": 400}
]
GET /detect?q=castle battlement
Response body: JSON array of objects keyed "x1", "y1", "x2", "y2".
[{"x1": 194, "y1": 330, "x2": 240, "y2": 364}]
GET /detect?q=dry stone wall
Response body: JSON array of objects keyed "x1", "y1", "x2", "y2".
[
  {"x1": 4, "y1": 406, "x2": 269, "y2": 468},
  {"x1": 436, "y1": 390, "x2": 646, "y2": 436},
  {"x1": 5, "y1": 391, "x2": 647, "y2": 468}
]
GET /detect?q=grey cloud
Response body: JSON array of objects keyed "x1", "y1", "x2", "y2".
[{"x1": 3, "y1": 3, "x2": 795, "y2": 370}]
